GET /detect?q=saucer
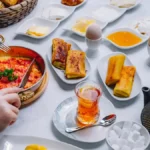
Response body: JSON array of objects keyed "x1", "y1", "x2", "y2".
[{"x1": 53, "y1": 96, "x2": 115, "y2": 143}]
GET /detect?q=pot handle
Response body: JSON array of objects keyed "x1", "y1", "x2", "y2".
[{"x1": 142, "y1": 87, "x2": 150, "y2": 106}]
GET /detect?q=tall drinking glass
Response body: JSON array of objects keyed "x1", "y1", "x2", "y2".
[{"x1": 75, "y1": 81, "x2": 102, "y2": 125}]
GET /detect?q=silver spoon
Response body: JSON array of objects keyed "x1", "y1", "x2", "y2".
[{"x1": 65, "y1": 114, "x2": 116, "y2": 133}]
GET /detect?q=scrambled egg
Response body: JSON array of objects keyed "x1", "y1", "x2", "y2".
[{"x1": 25, "y1": 144, "x2": 47, "y2": 150}]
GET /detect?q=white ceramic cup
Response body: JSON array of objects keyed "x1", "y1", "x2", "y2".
[{"x1": 85, "y1": 37, "x2": 102, "y2": 50}]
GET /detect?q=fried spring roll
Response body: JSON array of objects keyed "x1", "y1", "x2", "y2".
[
  {"x1": 65, "y1": 50, "x2": 86, "y2": 79},
  {"x1": 52, "y1": 38, "x2": 71, "y2": 70},
  {"x1": 105, "y1": 54, "x2": 125, "y2": 86},
  {"x1": 114, "y1": 66, "x2": 136, "y2": 98}
]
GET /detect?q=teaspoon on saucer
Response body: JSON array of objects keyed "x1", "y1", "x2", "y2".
[{"x1": 65, "y1": 114, "x2": 116, "y2": 133}]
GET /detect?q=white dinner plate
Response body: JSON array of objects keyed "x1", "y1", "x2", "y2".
[
  {"x1": 0, "y1": 135, "x2": 82, "y2": 150},
  {"x1": 47, "y1": 40, "x2": 91, "y2": 84},
  {"x1": 16, "y1": 17, "x2": 60, "y2": 39},
  {"x1": 104, "y1": 27, "x2": 149, "y2": 50},
  {"x1": 64, "y1": 16, "x2": 107, "y2": 37},
  {"x1": 41, "y1": 4, "x2": 75, "y2": 22},
  {"x1": 53, "y1": 96, "x2": 115, "y2": 143},
  {"x1": 109, "y1": 0, "x2": 142, "y2": 10},
  {"x1": 92, "y1": 5, "x2": 126, "y2": 24},
  {"x1": 97, "y1": 52, "x2": 142, "y2": 101}
]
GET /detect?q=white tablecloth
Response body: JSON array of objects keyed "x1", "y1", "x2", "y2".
[{"x1": 0, "y1": 0, "x2": 150, "y2": 149}]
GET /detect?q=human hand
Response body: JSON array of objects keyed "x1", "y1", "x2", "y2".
[{"x1": 0, "y1": 87, "x2": 23, "y2": 132}]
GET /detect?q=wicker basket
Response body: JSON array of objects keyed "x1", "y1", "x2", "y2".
[{"x1": 0, "y1": 0, "x2": 38, "y2": 28}]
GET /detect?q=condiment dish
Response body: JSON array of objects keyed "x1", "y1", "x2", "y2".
[
  {"x1": 97, "y1": 52, "x2": 142, "y2": 101},
  {"x1": 47, "y1": 40, "x2": 91, "y2": 84},
  {"x1": 41, "y1": 4, "x2": 75, "y2": 22},
  {"x1": 104, "y1": 27, "x2": 149, "y2": 50},
  {"x1": 16, "y1": 17, "x2": 60, "y2": 39},
  {"x1": 106, "y1": 121, "x2": 150, "y2": 150},
  {"x1": 64, "y1": 16, "x2": 107, "y2": 37}
]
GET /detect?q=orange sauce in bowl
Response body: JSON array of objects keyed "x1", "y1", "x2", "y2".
[{"x1": 107, "y1": 31, "x2": 142, "y2": 47}]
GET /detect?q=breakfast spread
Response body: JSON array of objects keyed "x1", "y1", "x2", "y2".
[
  {"x1": 0, "y1": 57, "x2": 42, "y2": 89},
  {"x1": 52, "y1": 38, "x2": 86, "y2": 79},
  {"x1": 107, "y1": 31, "x2": 142, "y2": 47},
  {"x1": 25, "y1": 144, "x2": 47, "y2": 150},
  {"x1": 105, "y1": 55, "x2": 136, "y2": 98},
  {"x1": 72, "y1": 18, "x2": 96, "y2": 34},
  {"x1": 26, "y1": 25, "x2": 49, "y2": 37},
  {"x1": 61, "y1": 0, "x2": 84, "y2": 6},
  {"x1": 110, "y1": 0, "x2": 136, "y2": 8}
]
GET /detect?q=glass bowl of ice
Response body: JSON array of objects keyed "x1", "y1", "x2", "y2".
[{"x1": 106, "y1": 121, "x2": 150, "y2": 150}]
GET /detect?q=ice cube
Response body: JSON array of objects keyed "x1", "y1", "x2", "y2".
[
  {"x1": 109, "y1": 130, "x2": 118, "y2": 138},
  {"x1": 123, "y1": 122, "x2": 133, "y2": 130},
  {"x1": 132, "y1": 148, "x2": 144, "y2": 150},
  {"x1": 120, "y1": 128, "x2": 129, "y2": 139},
  {"x1": 112, "y1": 144, "x2": 120, "y2": 150},
  {"x1": 127, "y1": 140, "x2": 134, "y2": 149},
  {"x1": 128, "y1": 130, "x2": 140, "y2": 142},
  {"x1": 108, "y1": 137, "x2": 118, "y2": 146},
  {"x1": 117, "y1": 139, "x2": 128, "y2": 147},
  {"x1": 134, "y1": 140, "x2": 145, "y2": 148},
  {"x1": 131, "y1": 124, "x2": 141, "y2": 132},
  {"x1": 121, "y1": 145, "x2": 131, "y2": 150},
  {"x1": 113, "y1": 125, "x2": 122, "y2": 137},
  {"x1": 137, "y1": 136, "x2": 145, "y2": 145}
]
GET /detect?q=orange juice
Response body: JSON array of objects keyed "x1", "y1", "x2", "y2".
[{"x1": 75, "y1": 83, "x2": 101, "y2": 125}]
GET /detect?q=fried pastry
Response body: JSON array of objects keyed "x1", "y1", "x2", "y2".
[
  {"x1": 114, "y1": 66, "x2": 136, "y2": 98},
  {"x1": 65, "y1": 50, "x2": 86, "y2": 79},
  {"x1": 52, "y1": 38, "x2": 71, "y2": 70},
  {"x1": 61, "y1": 0, "x2": 84, "y2": 6},
  {"x1": 0, "y1": 1, "x2": 5, "y2": 9},
  {"x1": 105, "y1": 54, "x2": 125, "y2": 86},
  {"x1": 1, "y1": 0, "x2": 18, "y2": 6}
]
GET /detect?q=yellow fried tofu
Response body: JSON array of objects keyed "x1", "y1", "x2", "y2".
[
  {"x1": 1, "y1": 0, "x2": 18, "y2": 6},
  {"x1": 0, "y1": 2, "x2": 5, "y2": 9},
  {"x1": 52, "y1": 38, "x2": 71, "y2": 70},
  {"x1": 25, "y1": 144, "x2": 47, "y2": 150},
  {"x1": 65, "y1": 50, "x2": 86, "y2": 79},
  {"x1": 114, "y1": 66, "x2": 136, "y2": 98},
  {"x1": 105, "y1": 54, "x2": 125, "y2": 86}
]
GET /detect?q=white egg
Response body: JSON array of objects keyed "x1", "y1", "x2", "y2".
[{"x1": 86, "y1": 23, "x2": 102, "y2": 40}]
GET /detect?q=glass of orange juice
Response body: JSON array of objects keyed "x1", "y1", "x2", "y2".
[{"x1": 75, "y1": 81, "x2": 102, "y2": 125}]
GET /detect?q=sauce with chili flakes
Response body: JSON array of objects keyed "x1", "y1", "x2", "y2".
[{"x1": 0, "y1": 57, "x2": 42, "y2": 89}]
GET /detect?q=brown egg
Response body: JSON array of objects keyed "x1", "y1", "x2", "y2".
[{"x1": 86, "y1": 23, "x2": 102, "y2": 40}]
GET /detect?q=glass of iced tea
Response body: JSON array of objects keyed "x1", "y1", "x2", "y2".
[{"x1": 75, "y1": 81, "x2": 102, "y2": 125}]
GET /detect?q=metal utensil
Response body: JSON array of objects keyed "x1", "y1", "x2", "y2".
[
  {"x1": 65, "y1": 114, "x2": 116, "y2": 133},
  {"x1": 0, "y1": 35, "x2": 11, "y2": 53},
  {"x1": 19, "y1": 58, "x2": 35, "y2": 88}
]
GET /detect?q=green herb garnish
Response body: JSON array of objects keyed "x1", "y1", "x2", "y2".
[{"x1": 0, "y1": 69, "x2": 18, "y2": 82}]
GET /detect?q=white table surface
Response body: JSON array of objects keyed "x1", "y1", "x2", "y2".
[{"x1": 0, "y1": 0, "x2": 150, "y2": 149}]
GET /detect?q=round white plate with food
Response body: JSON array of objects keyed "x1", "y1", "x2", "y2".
[
  {"x1": 97, "y1": 52, "x2": 142, "y2": 101},
  {"x1": 64, "y1": 16, "x2": 107, "y2": 37},
  {"x1": 47, "y1": 39, "x2": 91, "y2": 84},
  {"x1": 41, "y1": 3, "x2": 75, "y2": 22},
  {"x1": 16, "y1": 17, "x2": 60, "y2": 39},
  {"x1": 104, "y1": 27, "x2": 149, "y2": 50},
  {"x1": 53, "y1": 95, "x2": 115, "y2": 143},
  {"x1": 0, "y1": 135, "x2": 82, "y2": 150}
]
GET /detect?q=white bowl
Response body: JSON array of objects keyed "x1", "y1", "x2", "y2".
[
  {"x1": 41, "y1": 4, "x2": 75, "y2": 22},
  {"x1": 97, "y1": 52, "x2": 142, "y2": 101},
  {"x1": 104, "y1": 27, "x2": 149, "y2": 50},
  {"x1": 106, "y1": 121, "x2": 150, "y2": 150},
  {"x1": 47, "y1": 39, "x2": 91, "y2": 84},
  {"x1": 64, "y1": 16, "x2": 107, "y2": 37},
  {"x1": 16, "y1": 17, "x2": 60, "y2": 39}
]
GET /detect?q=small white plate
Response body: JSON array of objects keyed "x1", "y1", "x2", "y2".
[
  {"x1": 64, "y1": 16, "x2": 108, "y2": 37},
  {"x1": 104, "y1": 27, "x2": 149, "y2": 50},
  {"x1": 106, "y1": 121, "x2": 150, "y2": 150},
  {"x1": 41, "y1": 4, "x2": 75, "y2": 22},
  {"x1": 16, "y1": 17, "x2": 60, "y2": 39},
  {"x1": 109, "y1": 0, "x2": 142, "y2": 10},
  {"x1": 47, "y1": 40, "x2": 91, "y2": 84},
  {"x1": 0, "y1": 135, "x2": 82, "y2": 150},
  {"x1": 92, "y1": 5, "x2": 127, "y2": 23},
  {"x1": 97, "y1": 52, "x2": 142, "y2": 101},
  {"x1": 53, "y1": 95, "x2": 115, "y2": 143}
]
